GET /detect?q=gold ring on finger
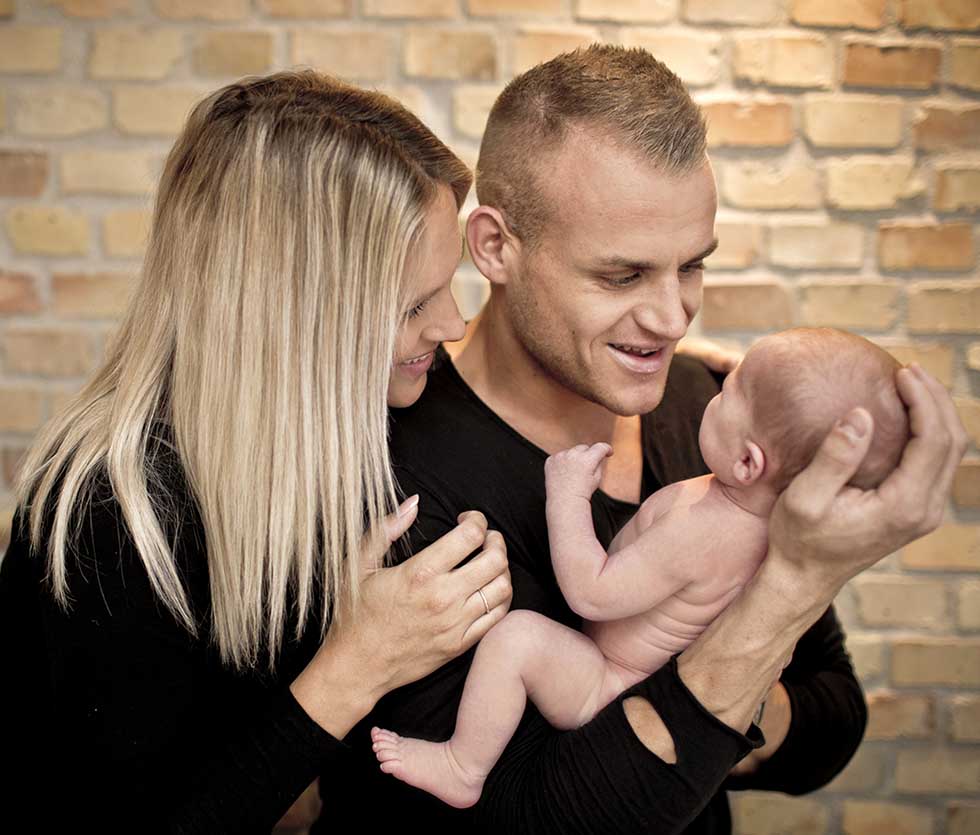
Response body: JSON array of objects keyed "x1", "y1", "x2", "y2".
[{"x1": 477, "y1": 588, "x2": 490, "y2": 615}]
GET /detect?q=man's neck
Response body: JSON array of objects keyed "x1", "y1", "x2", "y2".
[{"x1": 450, "y1": 301, "x2": 644, "y2": 502}]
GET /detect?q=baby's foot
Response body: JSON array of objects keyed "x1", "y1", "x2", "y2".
[{"x1": 370, "y1": 726, "x2": 485, "y2": 809}]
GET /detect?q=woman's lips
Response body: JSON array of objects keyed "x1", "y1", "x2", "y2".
[{"x1": 397, "y1": 350, "x2": 434, "y2": 379}]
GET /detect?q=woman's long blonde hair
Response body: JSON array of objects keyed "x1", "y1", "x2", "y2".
[{"x1": 15, "y1": 71, "x2": 471, "y2": 671}]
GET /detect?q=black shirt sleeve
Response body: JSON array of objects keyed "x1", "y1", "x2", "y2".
[{"x1": 0, "y1": 495, "x2": 348, "y2": 834}]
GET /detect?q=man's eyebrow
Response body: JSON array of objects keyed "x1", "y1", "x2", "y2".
[
  {"x1": 689, "y1": 238, "x2": 719, "y2": 264},
  {"x1": 592, "y1": 238, "x2": 720, "y2": 271}
]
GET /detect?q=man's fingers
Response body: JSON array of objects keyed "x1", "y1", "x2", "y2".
[{"x1": 782, "y1": 408, "x2": 874, "y2": 521}]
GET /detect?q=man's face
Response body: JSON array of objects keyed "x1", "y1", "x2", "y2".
[{"x1": 503, "y1": 130, "x2": 718, "y2": 417}]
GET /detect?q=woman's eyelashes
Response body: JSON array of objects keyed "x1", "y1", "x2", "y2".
[{"x1": 406, "y1": 298, "x2": 429, "y2": 319}]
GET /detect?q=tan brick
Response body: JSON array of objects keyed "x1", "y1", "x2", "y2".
[
  {"x1": 914, "y1": 103, "x2": 980, "y2": 151},
  {"x1": 881, "y1": 223, "x2": 974, "y2": 271},
  {"x1": 404, "y1": 29, "x2": 496, "y2": 81},
  {"x1": 804, "y1": 95, "x2": 903, "y2": 148},
  {"x1": 959, "y1": 582, "x2": 980, "y2": 631},
  {"x1": 469, "y1": 0, "x2": 563, "y2": 14},
  {"x1": 951, "y1": 695, "x2": 980, "y2": 742},
  {"x1": 903, "y1": 523, "x2": 980, "y2": 571},
  {"x1": 291, "y1": 30, "x2": 391, "y2": 80},
  {"x1": 893, "y1": 638, "x2": 980, "y2": 686},
  {"x1": 734, "y1": 32, "x2": 832, "y2": 88},
  {"x1": 0, "y1": 26, "x2": 62, "y2": 74},
  {"x1": 6, "y1": 206, "x2": 89, "y2": 257},
  {"x1": 113, "y1": 86, "x2": 203, "y2": 137},
  {"x1": 701, "y1": 279, "x2": 794, "y2": 331},
  {"x1": 576, "y1": 0, "x2": 674, "y2": 23},
  {"x1": 701, "y1": 99, "x2": 793, "y2": 147},
  {"x1": 2, "y1": 328, "x2": 96, "y2": 378},
  {"x1": 154, "y1": 0, "x2": 250, "y2": 20},
  {"x1": 954, "y1": 461, "x2": 980, "y2": 509},
  {"x1": 969, "y1": 342, "x2": 980, "y2": 371},
  {"x1": 60, "y1": 150, "x2": 157, "y2": 197},
  {"x1": 104, "y1": 208, "x2": 151, "y2": 258},
  {"x1": 683, "y1": 0, "x2": 782, "y2": 25},
  {"x1": 51, "y1": 0, "x2": 133, "y2": 16},
  {"x1": 842, "y1": 800, "x2": 933, "y2": 835},
  {"x1": 15, "y1": 87, "x2": 107, "y2": 138},
  {"x1": 865, "y1": 691, "x2": 934, "y2": 740},
  {"x1": 453, "y1": 85, "x2": 503, "y2": 139},
  {"x1": 799, "y1": 279, "x2": 901, "y2": 331},
  {"x1": 847, "y1": 634, "x2": 886, "y2": 681},
  {"x1": 852, "y1": 575, "x2": 947, "y2": 629},
  {"x1": 512, "y1": 28, "x2": 600, "y2": 75},
  {"x1": 949, "y1": 804, "x2": 980, "y2": 835},
  {"x1": 0, "y1": 272, "x2": 42, "y2": 317},
  {"x1": 709, "y1": 221, "x2": 762, "y2": 269},
  {"x1": 0, "y1": 0, "x2": 12, "y2": 15},
  {"x1": 935, "y1": 164, "x2": 980, "y2": 212},
  {"x1": 901, "y1": 0, "x2": 980, "y2": 31},
  {"x1": 908, "y1": 282, "x2": 980, "y2": 332},
  {"x1": 2, "y1": 447, "x2": 26, "y2": 489},
  {"x1": 0, "y1": 90, "x2": 5, "y2": 131},
  {"x1": 957, "y1": 397, "x2": 980, "y2": 447},
  {"x1": 769, "y1": 220, "x2": 864, "y2": 269},
  {"x1": 826, "y1": 157, "x2": 923, "y2": 210},
  {"x1": 193, "y1": 31, "x2": 273, "y2": 77},
  {"x1": 622, "y1": 31, "x2": 721, "y2": 87},
  {"x1": 377, "y1": 84, "x2": 431, "y2": 121},
  {"x1": 882, "y1": 342, "x2": 953, "y2": 387},
  {"x1": 732, "y1": 792, "x2": 827, "y2": 835},
  {"x1": 896, "y1": 748, "x2": 980, "y2": 793},
  {"x1": 0, "y1": 386, "x2": 44, "y2": 432},
  {"x1": 791, "y1": 0, "x2": 886, "y2": 29},
  {"x1": 722, "y1": 162, "x2": 820, "y2": 210},
  {"x1": 842, "y1": 39, "x2": 941, "y2": 89},
  {"x1": 950, "y1": 40, "x2": 980, "y2": 92},
  {"x1": 0, "y1": 151, "x2": 49, "y2": 199},
  {"x1": 52, "y1": 272, "x2": 135, "y2": 319},
  {"x1": 89, "y1": 27, "x2": 184, "y2": 81},
  {"x1": 362, "y1": 0, "x2": 452, "y2": 16}
]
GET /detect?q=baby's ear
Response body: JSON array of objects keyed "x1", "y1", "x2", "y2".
[{"x1": 732, "y1": 441, "x2": 766, "y2": 486}]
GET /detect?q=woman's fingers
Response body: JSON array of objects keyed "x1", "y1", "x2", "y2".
[
  {"x1": 382, "y1": 495, "x2": 420, "y2": 545},
  {"x1": 464, "y1": 571, "x2": 511, "y2": 618},
  {"x1": 410, "y1": 511, "x2": 488, "y2": 575},
  {"x1": 453, "y1": 529, "x2": 508, "y2": 591},
  {"x1": 460, "y1": 597, "x2": 509, "y2": 649}
]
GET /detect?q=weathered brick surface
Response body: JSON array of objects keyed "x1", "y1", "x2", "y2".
[
  {"x1": 969, "y1": 343, "x2": 980, "y2": 371},
  {"x1": 826, "y1": 746, "x2": 887, "y2": 792},
  {"x1": 914, "y1": 103, "x2": 980, "y2": 151},
  {"x1": 957, "y1": 397, "x2": 980, "y2": 447},
  {"x1": 852, "y1": 575, "x2": 947, "y2": 630},
  {"x1": 734, "y1": 33, "x2": 832, "y2": 88},
  {"x1": 908, "y1": 282, "x2": 980, "y2": 333},
  {"x1": 826, "y1": 157, "x2": 922, "y2": 210},
  {"x1": 60, "y1": 150, "x2": 158, "y2": 196},
  {"x1": 804, "y1": 95, "x2": 903, "y2": 147},
  {"x1": 576, "y1": 0, "x2": 675, "y2": 23},
  {"x1": 950, "y1": 695, "x2": 980, "y2": 742},
  {"x1": 846, "y1": 635, "x2": 886, "y2": 681},
  {"x1": 701, "y1": 279, "x2": 794, "y2": 331},
  {"x1": 0, "y1": 386, "x2": 44, "y2": 432},
  {"x1": 683, "y1": 0, "x2": 782, "y2": 25},
  {"x1": 51, "y1": 0, "x2": 133, "y2": 16},
  {"x1": 701, "y1": 99, "x2": 793, "y2": 147},
  {"x1": 882, "y1": 342, "x2": 954, "y2": 387},
  {"x1": 949, "y1": 804, "x2": 980, "y2": 835},
  {"x1": 512, "y1": 28, "x2": 600, "y2": 75},
  {"x1": 900, "y1": 0, "x2": 980, "y2": 31},
  {"x1": 722, "y1": 162, "x2": 820, "y2": 209},
  {"x1": 935, "y1": 164, "x2": 980, "y2": 212},
  {"x1": 1, "y1": 447, "x2": 26, "y2": 489},
  {"x1": 0, "y1": 272, "x2": 42, "y2": 316},
  {"x1": 892, "y1": 638, "x2": 980, "y2": 686},
  {"x1": 732, "y1": 792, "x2": 828, "y2": 835},
  {"x1": 194, "y1": 31, "x2": 274, "y2": 77},
  {"x1": 958, "y1": 582, "x2": 980, "y2": 631},
  {"x1": 769, "y1": 220, "x2": 864, "y2": 268},
  {"x1": 6, "y1": 206, "x2": 90, "y2": 256},
  {"x1": 15, "y1": 87, "x2": 108, "y2": 137},
  {"x1": 103, "y1": 208, "x2": 152, "y2": 258},
  {"x1": 155, "y1": 0, "x2": 251, "y2": 20},
  {"x1": 0, "y1": 26, "x2": 62, "y2": 74},
  {"x1": 113, "y1": 86, "x2": 204, "y2": 136},
  {"x1": 864, "y1": 691, "x2": 934, "y2": 740},
  {"x1": 52, "y1": 273, "x2": 135, "y2": 319},
  {"x1": 622, "y1": 31, "x2": 722, "y2": 87},
  {"x1": 404, "y1": 29, "x2": 496, "y2": 80},
  {"x1": 0, "y1": 151, "x2": 49, "y2": 199},
  {"x1": 954, "y1": 460, "x2": 980, "y2": 509},
  {"x1": 292, "y1": 30, "x2": 391, "y2": 80},
  {"x1": 790, "y1": 0, "x2": 886, "y2": 29},
  {"x1": 799, "y1": 279, "x2": 900, "y2": 330},
  {"x1": 453, "y1": 85, "x2": 503, "y2": 139},
  {"x1": 2, "y1": 328, "x2": 97, "y2": 378},
  {"x1": 709, "y1": 221, "x2": 762, "y2": 269},
  {"x1": 902, "y1": 524, "x2": 980, "y2": 571},
  {"x1": 842, "y1": 40, "x2": 941, "y2": 89},
  {"x1": 362, "y1": 0, "x2": 453, "y2": 16},
  {"x1": 89, "y1": 27, "x2": 184, "y2": 80},
  {"x1": 880, "y1": 223, "x2": 974, "y2": 271},
  {"x1": 895, "y1": 748, "x2": 980, "y2": 793},
  {"x1": 950, "y1": 39, "x2": 980, "y2": 92},
  {"x1": 469, "y1": 0, "x2": 563, "y2": 15},
  {"x1": 841, "y1": 800, "x2": 933, "y2": 835}
]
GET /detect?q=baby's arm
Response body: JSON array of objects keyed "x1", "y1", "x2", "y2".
[{"x1": 545, "y1": 443, "x2": 695, "y2": 623}]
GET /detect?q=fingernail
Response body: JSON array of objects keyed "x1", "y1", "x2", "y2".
[
  {"x1": 837, "y1": 412, "x2": 867, "y2": 442},
  {"x1": 399, "y1": 494, "x2": 419, "y2": 516}
]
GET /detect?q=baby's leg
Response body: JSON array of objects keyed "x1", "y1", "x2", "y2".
[{"x1": 371, "y1": 609, "x2": 617, "y2": 809}]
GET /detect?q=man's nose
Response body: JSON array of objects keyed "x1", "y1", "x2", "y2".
[{"x1": 634, "y1": 273, "x2": 693, "y2": 341}]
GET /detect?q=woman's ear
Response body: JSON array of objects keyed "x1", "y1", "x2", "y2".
[
  {"x1": 732, "y1": 440, "x2": 766, "y2": 486},
  {"x1": 466, "y1": 206, "x2": 519, "y2": 287}
]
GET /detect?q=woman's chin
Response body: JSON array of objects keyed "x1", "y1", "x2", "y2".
[{"x1": 386, "y1": 372, "x2": 427, "y2": 408}]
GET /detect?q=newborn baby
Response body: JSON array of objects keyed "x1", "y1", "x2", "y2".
[{"x1": 371, "y1": 327, "x2": 909, "y2": 808}]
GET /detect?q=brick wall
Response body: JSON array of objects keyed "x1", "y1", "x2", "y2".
[{"x1": 0, "y1": 1, "x2": 978, "y2": 832}]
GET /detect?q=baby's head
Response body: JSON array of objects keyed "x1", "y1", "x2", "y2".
[{"x1": 699, "y1": 328, "x2": 910, "y2": 493}]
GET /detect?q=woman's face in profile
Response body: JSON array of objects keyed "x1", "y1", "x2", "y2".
[{"x1": 388, "y1": 185, "x2": 466, "y2": 408}]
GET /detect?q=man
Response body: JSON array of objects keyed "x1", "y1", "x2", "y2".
[{"x1": 318, "y1": 45, "x2": 965, "y2": 834}]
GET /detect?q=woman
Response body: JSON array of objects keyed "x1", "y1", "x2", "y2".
[{"x1": 0, "y1": 71, "x2": 511, "y2": 831}]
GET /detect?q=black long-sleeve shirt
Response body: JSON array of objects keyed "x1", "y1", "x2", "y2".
[{"x1": 313, "y1": 350, "x2": 867, "y2": 834}]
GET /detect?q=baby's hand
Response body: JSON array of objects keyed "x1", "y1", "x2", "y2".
[{"x1": 545, "y1": 443, "x2": 613, "y2": 502}]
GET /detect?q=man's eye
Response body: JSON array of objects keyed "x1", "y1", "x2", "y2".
[
  {"x1": 406, "y1": 299, "x2": 428, "y2": 319},
  {"x1": 605, "y1": 273, "x2": 641, "y2": 287},
  {"x1": 681, "y1": 261, "x2": 706, "y2": 274}
]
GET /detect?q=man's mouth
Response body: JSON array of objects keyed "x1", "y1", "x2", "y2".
[
  {"x1": 608, "y1": 342, "x2": 670, "y2": 375},
  {"x1": 610, "y1": 343, "x2": 662, "y2": 357}
]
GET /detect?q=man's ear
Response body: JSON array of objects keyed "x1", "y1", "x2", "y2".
[
  {"x1": 732, "y1": 440, "x2": 766, "y2": 486},
  {"x1": 466, "y1": 205, "x2": 519, "y2": 286}
]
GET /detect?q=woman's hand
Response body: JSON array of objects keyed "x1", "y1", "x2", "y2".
[{"x1": 291, "y1": 500, "x2": 511, "y2": 738}]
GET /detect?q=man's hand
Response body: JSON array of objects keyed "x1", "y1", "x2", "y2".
[{"x1": 769, "y1": 363, "x2": 967, "y2": 589}]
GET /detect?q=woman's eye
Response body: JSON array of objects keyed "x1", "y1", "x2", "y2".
[{"x1": 406, "y1": 299, "x2": 428, "y2": 319}]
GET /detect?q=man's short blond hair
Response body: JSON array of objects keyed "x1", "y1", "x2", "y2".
[{"x1": 476, "y1": 43, "x2": 707, "y2": 247}]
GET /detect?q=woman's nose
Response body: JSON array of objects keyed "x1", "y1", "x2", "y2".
[{"x1": 423, "y1": 290, "x2": 466, "y2": 344}]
